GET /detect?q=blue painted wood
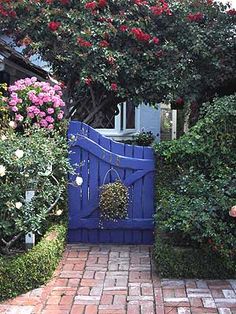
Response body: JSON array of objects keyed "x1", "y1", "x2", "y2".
[{"x1": 68, "y1": 121, "x2": 155, "y2": 244}]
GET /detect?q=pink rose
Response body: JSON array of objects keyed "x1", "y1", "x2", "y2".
[
  {"x1": 27, "y1": 112, "x2": 35, "y2": 119},
  {"x1": 47, "y1": 124, "x2": 54, "y2": 130},
  {"x1": 47, "y1": 108, "x2": 55, "y2": 114},
  {"x1": 39, "y1": 111, "x2": 46, "y2": 118},
  {"x1": 46, "y1": 116, "x2": 54, "y2": 123},
  {"x1": 11, "y1": 106, "x2": 18, "y2": 112},
  {"x1": 57, "y1": 112, "x2": 64, "y2": 120},
  {"x1": 15, "y1": 114, "x2": 24, "y2": 122},
  {"x1": 40, "y1": 119, "x2": 48, "y2": 127}
]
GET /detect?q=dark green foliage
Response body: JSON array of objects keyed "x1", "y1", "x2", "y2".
[
  {"x1": 153, "y1": 95, "x2": 236, "y2": 277},
  {"x1": 133, "y1": 130, "x2": 155, "y2": 147},
  {"x1": 0, "y1": 224, "x2": 66, "y2": 301},
  {"x1": 153, "y1": 237, "x2": 236, "y2": 279}
]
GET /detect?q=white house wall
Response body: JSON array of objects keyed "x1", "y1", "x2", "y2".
[{"x1": 139, "y1": 104, "x2": 161, "y2": 142}]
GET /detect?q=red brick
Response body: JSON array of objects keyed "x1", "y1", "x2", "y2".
[
  {"x1": 46, "y1": 296, "x2": 61, "y2": 305},
  {"x1": 100, "y1": 295, "x2": 113, "y2": 305},
  {"x1": 77, "y1": 286, "x2": 90, "y2": 295},
  {"x1": 59, "y1": 295, "x2": 74, "y2": 305},
  {"x1": 85, "y1": 304, "x2": 98, "y2": 314},
  {"x1": 70, "y1": 304, "x2": 85, "y2": 314}
]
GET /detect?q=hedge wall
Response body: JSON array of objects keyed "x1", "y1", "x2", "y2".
[{"x1": 0, "y1": 224, "x2": 66, "y2": 301}]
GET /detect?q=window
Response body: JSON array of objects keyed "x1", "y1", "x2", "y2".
[{"x1": 97, "y1": 102, "x2": 139, "y2": 136}]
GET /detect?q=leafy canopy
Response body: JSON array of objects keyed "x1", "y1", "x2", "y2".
[{"x1": 0, "y1": 0, "x2": 235, "y2": 121}]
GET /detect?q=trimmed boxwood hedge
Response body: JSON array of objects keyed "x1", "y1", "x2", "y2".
[
  {"x1": 153, "y1": 236, "x2": 236, "y2": 279},
  {"x1": 0, "y1": 224, "x2": 66, "y2": 302}
]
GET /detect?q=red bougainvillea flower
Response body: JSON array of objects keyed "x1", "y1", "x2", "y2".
[
  {"x1": 98, "y1": 0, "x2": 107, "y2": 8},
  {"x1": 150, "y1": 1, "x2": 172, "y2": 16},
  {"x1": 99, "y1": 40, "x2": 109, "y2": 47},
  {"x1": 48, "y1": 21, "x2": 61, "y2": 31},
  {"x1": 131, "y1": 28, "x2": 151, "y2": 42},
  {"x1": 46, "y1": 0, "x2": 53, "y2": 4},
  {"x1": 60, "y1": 0, "x2": 70, "y2": 4},
  {"x1": 227, "y1": 9, "x2": 236, "y2": 16},
  {"x1": 111, "y1": 83, "x2": 118, "y2": 91},
  {"x1": 152, "y1": 37, "x2": 160, "y2": 44},
  {"x1": 119, "y1": 25, "x2": 128, "y2": 32},
  {"x1": 134, "y1": 0, "x2": 148, "y2": 5},
  {"x1": 175, "y1": 97, "x2": 184, "y2": 105},
  {"x1": 85, "y1": 1, "x2": 97, "y2": 10},
  {"x1": 85, "y1": 77, "x2": 92, "y2": 85},
  {"x1": 187, "y1": 12, "x2": 204, "y2": 22},
  {"x1": 77, "y1": 37, "x2": 92, "y2": 47}
]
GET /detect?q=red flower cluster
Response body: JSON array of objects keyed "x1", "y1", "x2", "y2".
[
  {"x1": 111, "y1": 83, "x2": 118, "y2": 91},
  {"x1": 85, "y1": 77, "x2": 92, "y2": 85},
  {"x1": 85, "y1": 0, "x2": 108, "y2": 10},
  {"x1": 60, "y1": 0, "x2": 70, "y2": 4},
  {"x1": 131, "y1": 28, "x2": 151, "y2": 42},
  {"x1": 134, "y1": 0, "x2": 148, "y2": 5},
  {"x1": 119, "y1": 25, "x2": 129, "y2": 32},
  {"x1": 150, "y1": 0, "x2": 172, "y2": 16},
  {"x1": 99, "y1": 40, "x2": 109, "y2": 47},
  {"x1": 153, "y1": 37, "x2": 160, "y2": 44},
  {"x1": 187, "y1": 12, "x2": 204, "y2": 22},
  {"x1": 48, "y1": 21, "x2": 61, "y2": 31},
  {"x1": 227, "y1": 9, "x2": 236, "y2": 16},
  {"x1": 85, "y1": 1, "x2": 97, "y2": 10},
  {"x1": 98, "y1": 0, "x2": 107, "y2": 8},
  {"x1": 77, "y1": 37, "x2": 92, "y2": 47},
  {"x1": 175, "y1": 97, "x2": 184, "y2": 106},
  {"x1": 0, "y1": 3, "x2": 16, "y2": 17}
]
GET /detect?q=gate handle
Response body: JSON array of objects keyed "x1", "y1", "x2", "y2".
[{"x1": 103, "y1": 167, "x2": 121, "y2": 185}]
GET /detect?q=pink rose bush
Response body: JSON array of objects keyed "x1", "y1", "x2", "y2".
[{"x1": 6, "y1": 77, "x2": 65, "y2": 130}]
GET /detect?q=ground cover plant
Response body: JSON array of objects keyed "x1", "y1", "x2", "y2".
[{"x1": 153, "y1": 94, "x2": 236, "y2": 278}]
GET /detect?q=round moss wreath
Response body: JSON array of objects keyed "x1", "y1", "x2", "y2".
[{"x1": 99, "y1": 180, "x2": 129, "y2": 223}]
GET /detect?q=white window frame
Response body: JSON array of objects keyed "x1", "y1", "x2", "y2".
[{"x1": 97, "y1": 102, "x2": 140, "y2": 138}]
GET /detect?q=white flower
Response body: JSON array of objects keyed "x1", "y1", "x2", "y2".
[
  {"x1": 0, "y1": 165, "x2": 6, "y2": 177},
  {"x1": 15, "y1": 202, "x2": 23, "y2": 209},
  {"x1": 1, "y1": 135, "x2": 7, "y2": 141},
  {"x1": 75, "y1": 175, "x2": 83, "y2": 186},
  {"x1": 9, "y1": 121, "x2": 17, "y2": 129},
  {"x1": 15, "y1": 149, "x2": 24, "y2": 159},
  {"x1": 55, "y1": 209, "x2": 63, "y2": 216}
]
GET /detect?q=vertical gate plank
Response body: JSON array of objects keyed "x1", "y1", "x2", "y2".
[
  {"x1": 124, "y1": 144, "x2": 134, "y2": 244},
  {"x1": 110, "y1": 140, "x2": 125, "y2": 243},
  {"x1": 133, "y1": 146, "x2": 144, "y2": 244},
  {"x1": 98, "y1": 135, "x2": 112, "y2": 243},
  {"x1": 81, "y1": 124, "x2": 89, "y2": 216}
]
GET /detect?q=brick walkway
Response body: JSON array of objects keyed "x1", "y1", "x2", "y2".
[{"x1": 0, "y1": 244, "x2": 236, "y2": 314}]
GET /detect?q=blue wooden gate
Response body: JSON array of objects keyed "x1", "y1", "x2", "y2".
[{"x1": 68, "y1": 121, "x2": 155, "y2": 244}]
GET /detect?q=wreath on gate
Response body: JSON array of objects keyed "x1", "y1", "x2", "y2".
[{"x1": 99, "y1": 168, "x2": 129, "y2": 224}]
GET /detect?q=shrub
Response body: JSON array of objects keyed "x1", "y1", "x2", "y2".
[
  {"x1": 0, "y1": 224, "x2": 66, "y2": 301},
  {"x1": 153, "y1": 95, "x2": 236, "y2": 274},
  {"x1": 153, "y1": 237, "x2": 236, "y2": 279},
  {"x1": 0, "y1": 77, "x2": 65, "y2": 131},
  {"x1": 0, "y1": 128, "x2": 72, "y2": 254}
]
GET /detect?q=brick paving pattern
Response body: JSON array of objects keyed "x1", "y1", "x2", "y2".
[{"x1": 0, "y1": 244, "x2": 235, "y2": 314}]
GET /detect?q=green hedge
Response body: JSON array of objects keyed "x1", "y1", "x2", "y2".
[
  {"x1": 0, "y1": 224, "x2": 66, "y2": 302},
  {"x1": 153, "y1": 236, "x2": 236, "y2": 279}
]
